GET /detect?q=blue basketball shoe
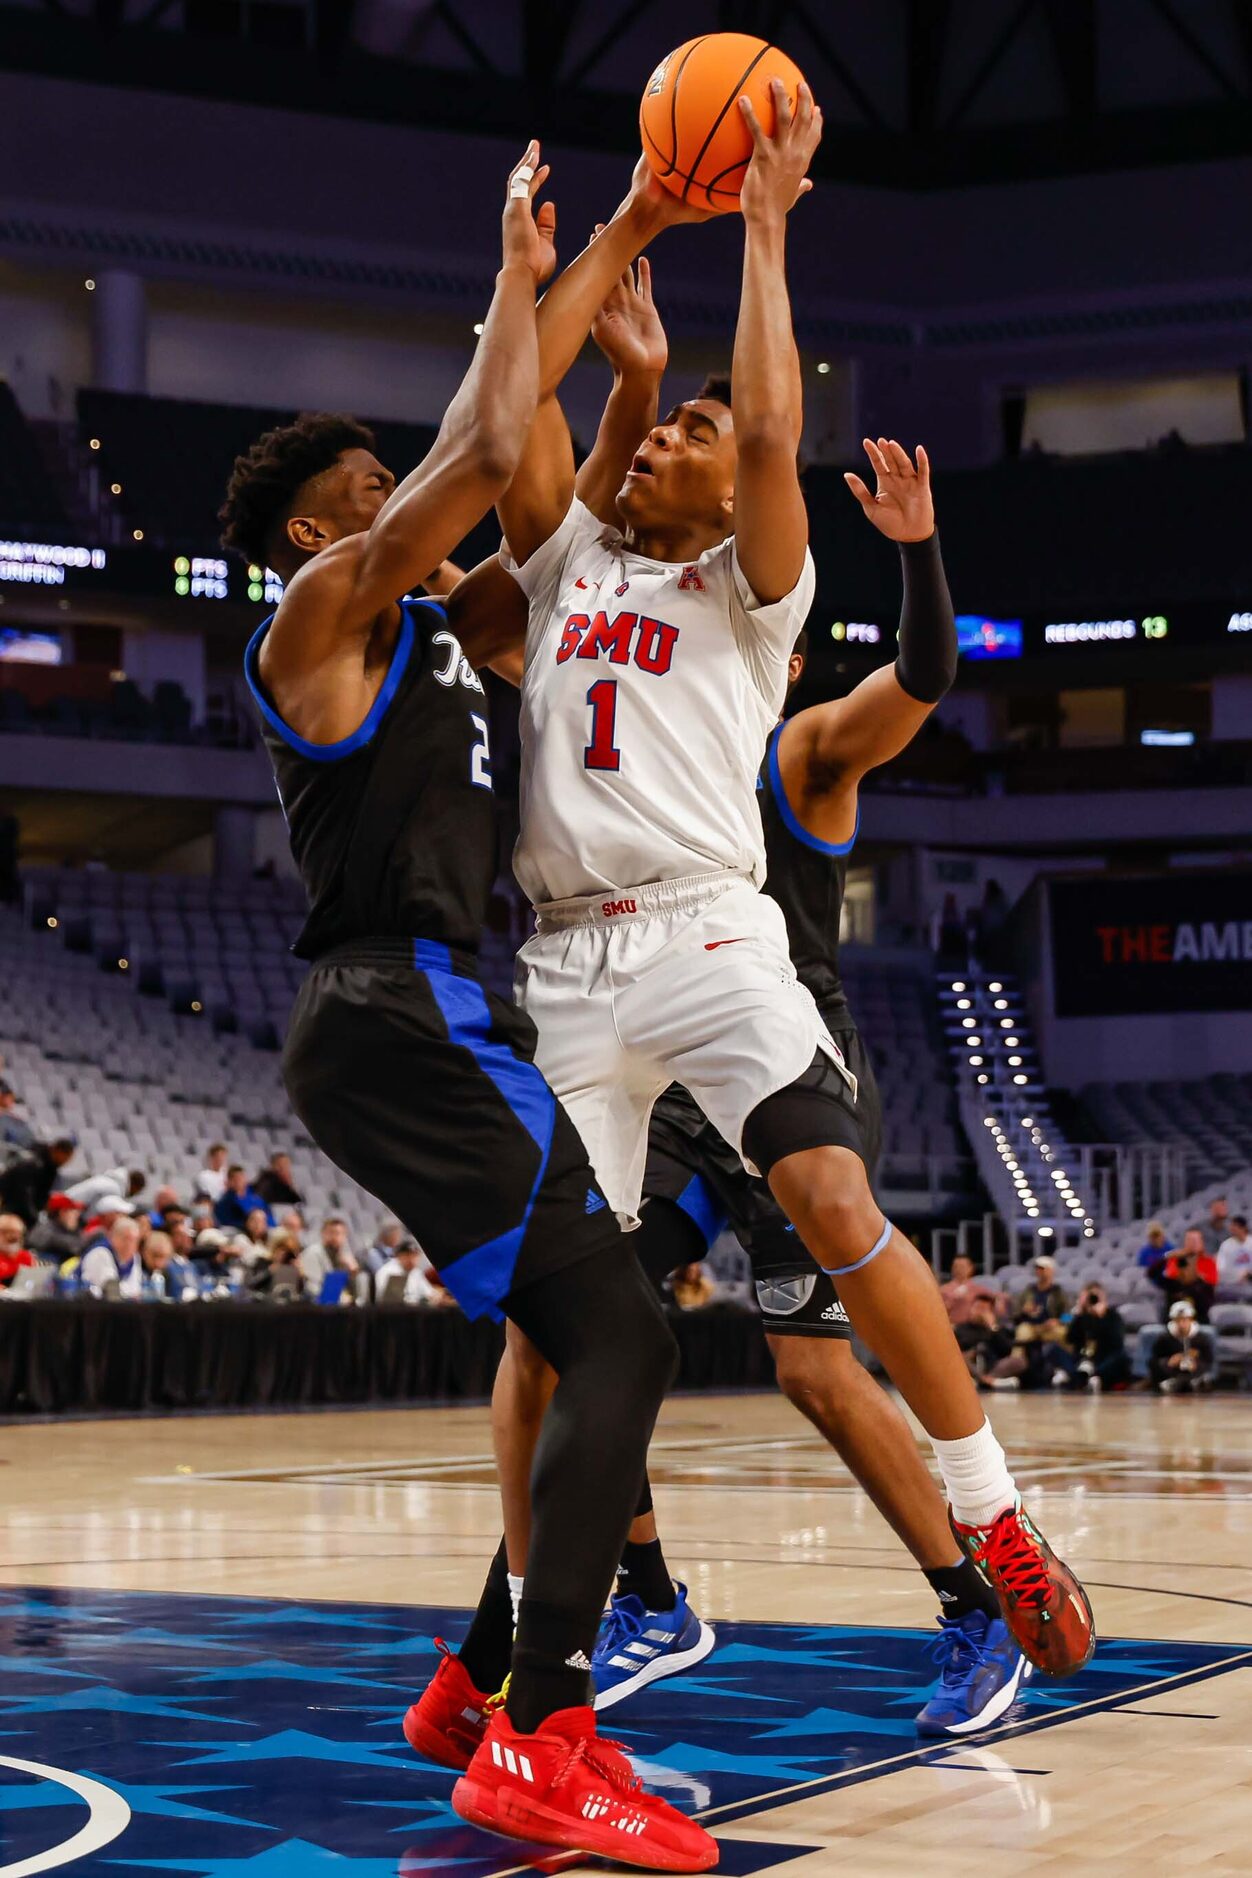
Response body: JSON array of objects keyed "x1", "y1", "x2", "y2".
[
  {"x1": 590, "y1": 1583, "x2": 716, "y2": 1711},
  {"x1": 915, "y1": 1608, "x2": 1032, "y2": 1736}
]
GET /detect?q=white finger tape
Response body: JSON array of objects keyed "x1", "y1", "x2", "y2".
[{"x1": 511, "y1": 164, "x2": 535, "y2": 197}]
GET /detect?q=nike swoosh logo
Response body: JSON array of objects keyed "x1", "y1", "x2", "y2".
[{"x1": 705, "y1": 938, "x2": 749, "y2": 950}]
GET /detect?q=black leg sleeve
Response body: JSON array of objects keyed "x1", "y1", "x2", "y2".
[{"x1": 503, "y1": 1244, "x2": 680, "y2": 1731}]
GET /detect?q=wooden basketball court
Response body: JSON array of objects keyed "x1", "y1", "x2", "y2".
[{"x1": 3, "y1": 1391, "x2": 1250, "y2": 1876}]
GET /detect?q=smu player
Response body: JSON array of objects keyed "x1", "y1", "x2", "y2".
[{"x1": 489, "y1": 83, "x2": 1091, "y2": 1680}]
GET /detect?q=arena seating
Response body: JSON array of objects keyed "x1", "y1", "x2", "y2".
[
  {"x1": 1082, "y1": 1074, "x2": 1252, "y2": 1191},
  {"x1": 7, "y1": 880, "x2": 976, "y2": 1227},
  {"x1": 0, "y1": 383, "x2": 69, "y2": 537},
  {"x1": 0, "y1": 898, "x2": 384, "y2": 1249}
]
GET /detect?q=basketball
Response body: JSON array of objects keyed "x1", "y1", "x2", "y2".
[{"x1": 640, "y1": 32, "x2": 808, "y2": 213}]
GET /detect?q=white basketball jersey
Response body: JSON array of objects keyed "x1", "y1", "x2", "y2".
[{"x1": 504, "y1": 498, "x2": 816, "y2": 907}]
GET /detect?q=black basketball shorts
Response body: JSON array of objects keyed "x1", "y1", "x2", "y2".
[
  {"x1": 642, "y1": 1021, "x2": 882, "y2": 1341},
  {"x1": 282, "y1": 938, "x2": 618, "y2": 1320}
]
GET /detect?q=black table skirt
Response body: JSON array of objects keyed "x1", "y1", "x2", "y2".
[{"x1": 0, "y1": 1301, "x2": 774, "y2": 1415}]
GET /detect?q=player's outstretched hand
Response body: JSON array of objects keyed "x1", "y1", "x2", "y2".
[
  {"x1": 502, "y1": 141, "x2": 557, "y2": 287},
  {"x1": 592, "y1": 252, "x2": 668, "y2": 378},
  {"x1": 739, "y1": 79, "x2": 822, "y2": 223},
  {"x1": 843, "y1": 438, "x2": 935, "y2": 544},
  {"x1": 626, "y1": 152, "x2": 717, "y2": 231}
]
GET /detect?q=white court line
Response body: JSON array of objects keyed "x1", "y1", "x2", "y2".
[{"x1": 0, "y1": 1755, "x2": 131, "y2": 1877}]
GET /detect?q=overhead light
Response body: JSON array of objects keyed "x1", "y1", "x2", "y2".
[
  {"x1": 952, "y1": 982, "x2": 966, "y2": 993},
  {"x1": 962, "y1": 1017, "x2": 976, "y2": 1028},
  {"x1": 1000, "y1": 1017, "x2": 1014, "y2": 1029},
  {"x1": 1005, "y1": 1036, "x2": 1020, "y2": 1048},
  {"x1": 85, "y1": 278, "x2": 96, "y2": 291},
  {"x1": 989, "y1": 981, "x2": 1003, "y2": 993},
  {"x1": 1008, "y1": 1055, "x2": 1023, "y2": 1066},
  {"x1": 968, "y1": 1034, "x2": 982, "y2": 1046},
  {"x1": 133, "y1": 529, "x2": 144, "y2": 541},
  {"x1": 1038, "y1": 1226, "x2": 1054, "y2": 1238},
  {"x1": 1013, "y1": 1073, "x2": 1028, "y2": 1084},
  {"x1": 816, "y1": 361, "x2": 831, "y2": 374},
  {"x1": 956, "y1": 998, "x2": 971, "y2": 1010},
  {"x1": 473, "y1": 321, "x2": 485, "y2": 335},
  {"x1": 47, "y1": 916, "x2": 58, "y2": 930},
  {"x1": 977, "y1": 1073, "x2": 989, "y2": 1084},
  {"x1": 110, "y1": 482, "x2": 122, "y2": 495},
  {"x1": 993, "y1": 998, "x2": 1008, "y2": 1010},
  {"x1": 968, "y1": 1055, "x2": 983, "y2": 1066},
  {"x1": 1020, "y1": 1116, "x2": 1033, "y2": 1127},
  {"x1": 89, "y1": 437, "x2": 101, "y2": 450}
]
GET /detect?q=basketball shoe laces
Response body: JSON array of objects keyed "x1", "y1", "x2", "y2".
[
  {"x1": 973, "y1": 1510, "x2": 1050, "y2": 1609},
  {"x1": 928, "y1": 1614, "x2": 991, "y2": 1684},
  {"x1": 551, "y1": 1729, "x2": 652, "y2": 1804}
]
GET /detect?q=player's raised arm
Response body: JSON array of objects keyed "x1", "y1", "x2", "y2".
[
  {"x1": 575, "y1": 255, "x2": 667, "y2": 526},
  {"x1": 781, "y1": 439, "x2": 956, "y2": 832},
  {"x1": 263, "y1": 145, "x2": 550, "y2": 682},
  {"x1": 499, "y1": 161, "x2": 705, "y2": 565},
  {"x1": 731, "y1": 80, "x2": 822, "y2": 605}
]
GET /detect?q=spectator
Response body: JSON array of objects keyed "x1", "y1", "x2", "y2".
[
  {"x1": 366, "y1": 1220, "x2": 405, "y2": 1276},
  {"x1": 670, "y1": 1262, "x2": 717, "y2": 1311},
  {"x1": 300, "y1": 1215, "x2": 352, "y2": 1293},
  {"x1": 190, "y1": 1201, "x2": 216, "y2": 1235},
  {"x1": 1201, "y1": 1196, "x2": 1230, "y2": 1259},
  {"x1": 249, "y1": 1231, "x2": 305, "y2": 1298},
  {"x1": 147, "y1": 1184, "x2": 181, "y2": 1223},
  {"x1": 982, "y1": 1257, "x2": 1069, "y2": 1392},
  {"x1": 1217, "y1": 1216, "x2": 1252, "y2": 1284},
  {"x1": 0, "y1": 1135, "x2": 77, "y2": 1227},
  {"x1": 0, "y1": 1213, "x2": 34, "y2": 1288},
  {"x1": 80, "y1": 1215, "x2": 144, "y2": 1298},
  {"x1": 214, "y1": 1165, "x2": 273, "y2": 1231},
  {"x1": 1150, "y1": 1301, "x2": 1215, "y2": 1394},
  {"x1": 940, "y1": 1252, "x2": 997, "y2": 1327},
  {"x1": 65, "y1": 1166, "x2": 144, "y2": 1214},
  {"x1": 1015, "y1": 1255, "x2": 1069, "y2": 1340},
  {"x1": 1048, "y1": 1284, "x2": 1131, "y2": 1393},
  {"x1": 168, "y1": 1216, "x2": 199, "y2": 1268},
  {"x1": 142, "y1": 1230, "x2": 196, "y2": 1300},
  {"x1": 240, "y1": 1209, "x2": 272, "y2": 1260},
  {"x1": 192, "y1": 1228, "x2": 245, "y2": 1289},
  {"x1": 958, "y1": 1294, "x2": 1016, "y2": 1380},
  {"x1": 276, "y1": 1206, "x2": 307, "y2": 1240},
  {"x1": 374, "y1": 1238, "x2": 443, "y2": 1304},
  {"x1": 196, "y1": 1142, "x2": 229, "y2": 1203},
  {"x1": 0, "y1": 1080, "x2": 34, "y2": 1150},
  {"x1": 1148, "y1": 1228, "x2": 1216, "y2": 1323},
  {"x1": 1135, "y1": 1221, "x2": 1173, "y2": 1269},
  {"x1": 28, "y1": 1193, "x2": 85, "y2": 1265},
  {"x1": 253, "y1": 1151, "x2": 304, "y2": 1210}
]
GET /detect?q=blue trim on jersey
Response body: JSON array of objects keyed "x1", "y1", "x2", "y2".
[
  {"x1": 243, "y1": 598, "x2": 444, "y2": 764},
  {"x1": 766, "y1": 723, "x2": 859, "y2": 856},
  {"x1": 675, "y1": 1173, "x2": 727, "y2": 1255},
  {"x1": 413, "y1": 938, "x2": 556, "y2": 1319}
]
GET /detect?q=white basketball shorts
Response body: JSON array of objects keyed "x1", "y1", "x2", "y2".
[{"x1": 515, "y1": 870, "x2": 855, "y2": 1228}]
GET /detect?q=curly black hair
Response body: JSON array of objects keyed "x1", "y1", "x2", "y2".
[
  {"x1": 696, "y1": 373, "x2": 732, "y2": 408},
  {"x1": 218, "y1": 412, "x2": 376, "y2": 569}
]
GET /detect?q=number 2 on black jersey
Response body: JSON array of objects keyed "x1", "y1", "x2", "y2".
[{"x1": 584, "y1": 680, "x2": 621, "y2": 772}]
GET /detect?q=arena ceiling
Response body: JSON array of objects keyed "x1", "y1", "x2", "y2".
[{"x1": 2, "y1": 0, "x2": 1251, "y2": 186}]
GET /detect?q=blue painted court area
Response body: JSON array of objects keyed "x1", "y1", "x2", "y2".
[{"x1": 0, "y1": 1586, "x2": 1244, "y2": 1876}]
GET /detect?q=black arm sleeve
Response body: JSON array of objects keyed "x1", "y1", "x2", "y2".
[{"x1": 893, "y1": 531, "x2": 957, "y2": 704}]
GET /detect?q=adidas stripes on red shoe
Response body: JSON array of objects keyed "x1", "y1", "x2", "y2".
[
  {"x1": 452, "y1": 1704, "x2": 718, "y2": 1872},
  {"x1": 402, "y1": 1640, "x2": 492, "y2": 1772}
]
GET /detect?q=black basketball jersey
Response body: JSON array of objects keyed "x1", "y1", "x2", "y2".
[
  {"x1": 758, "y1": 721, "x2": 857, "y2": 1017},
  {"x1": 244, "y1": 598, "x2": 497, "y2": 960}
]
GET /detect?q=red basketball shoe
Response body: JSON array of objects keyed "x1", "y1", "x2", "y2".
[
  {"x1": 951, "y1": 1501, "x2": 1095, "y2": 1678},
  {"x1": 453, "y1": 1704, "x2": 718, "y2": 1872},
  {"x1": 402, "y1": 1641, "x2": 492, "y2": 1771}
]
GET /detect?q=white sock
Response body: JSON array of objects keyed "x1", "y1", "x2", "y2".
[
  {"x1": 933, "y1": 1420, "x2": 1017, "y2": 1529},
  {"x1": 507, "y1": 1572, "x2": 524, "y2": 1628}
]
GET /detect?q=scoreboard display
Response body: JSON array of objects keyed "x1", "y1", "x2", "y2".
[
  {"x1": 813, "y1": 596, "x2": 1252, "y2": 668},
  {"x1": 0, "y1": 537, "x2": 282, "y2": 607}
]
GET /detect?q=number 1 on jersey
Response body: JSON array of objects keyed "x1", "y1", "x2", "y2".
[{"x1": 584, "y1": 679, "x2": 621, "y2": 772}]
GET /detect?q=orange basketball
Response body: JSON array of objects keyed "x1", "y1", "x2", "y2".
[{"x1": 640, "y1": 32, "x2": 808, "y2": 214}]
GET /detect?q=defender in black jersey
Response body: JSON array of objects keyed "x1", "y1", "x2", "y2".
[{"x1": 221, "y1": 151, "x2": 721, "y2": 1873}]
